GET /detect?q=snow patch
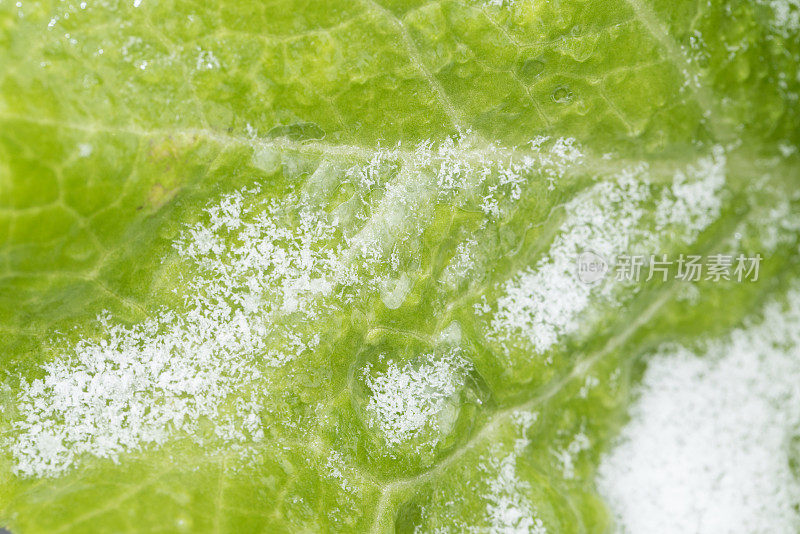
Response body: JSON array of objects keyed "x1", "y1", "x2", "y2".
[
  {"x1": 9, "y1": 187, "x2": 349, "y2": 477},
  {"x1": 597, "y1": 288, "x2": 800, "y2": 534},
  {"x1": 490, "y1": 149, "x2": 726, "y2": 355},
  {"x1": 361, "y1": 349, "x2": 470, "y2": 448}
]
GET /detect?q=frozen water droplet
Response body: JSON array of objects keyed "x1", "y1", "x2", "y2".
[
  {"x1": 552, "y1": 86, "x2": 573, "y2": 104},
  {"x1": 380, "y1": 273, "x2": 412, "y2": 309},
  {"x1": 519, "y1": 58, "x2": 545, "y2": 82}
]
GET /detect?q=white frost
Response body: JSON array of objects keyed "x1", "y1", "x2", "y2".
[
  {"x1": 597, "y1": 288, "x2": 800, "y2": 534},
  {"x1": 361, "y1": 350, "x2": 470, "y2": 448},
  {"x1": 490, "y1": 149, "x2": 726, "y2": 355},
  {"x1": 9, "y1": 187, "x2": 348, "y2": 477}
]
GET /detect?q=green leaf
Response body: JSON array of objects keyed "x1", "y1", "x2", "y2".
[{"x1": 0, "y1": 0, "x2": 798, "y2": 532}]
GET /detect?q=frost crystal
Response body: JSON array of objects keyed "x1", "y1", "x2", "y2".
[
  {"x1": 7, "y1": 133, "x2": 579, "y2": 477},
  {"x1": 9, "y1": 187, "x2": 349, "y2": 477},
  {"x1": 483, "y1": 454, "x2": 547, "y2": 534},
  {"x1": 478, "y1": 415, "x2": 546, "y2": 534},
  {"x1": 490, "y1": 149, "x2": 726, "y2": 355},
  {"x1": 361, "y1": 350, "x2": 470, "y2": 448}
]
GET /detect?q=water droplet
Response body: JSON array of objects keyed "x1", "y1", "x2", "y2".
[
  {"x1": 266, "y1": 122, "x2": 325, "y2": 142},
  {"x1": 733, "y1": 54, "x2": 750, "y2": 82},
  {"x1": 454, "y1": 42, "x2": 471, "y2": 64},
  {"x1": 252, "y1": 145, "x2": 281, "y2": 174},
  {"x1": 518, "y1": 58, "x2": 545, "y2": 82},
  {"x1": 379, "y1": 272, "x2": 413, "y2": 309},
  {"x1": 552, "y1": 86, "x2": 573, "y2": 104}
]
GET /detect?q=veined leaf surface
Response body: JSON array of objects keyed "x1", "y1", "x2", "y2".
[{"x1": 0, "y1": 0, "x2": 799, "y2": 532}]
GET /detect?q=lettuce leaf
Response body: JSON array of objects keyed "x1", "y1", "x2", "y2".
[{"x1": 0, "y1": 0, "x2": 798, "y2": 532}]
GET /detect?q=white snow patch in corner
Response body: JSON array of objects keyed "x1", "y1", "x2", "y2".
[{"x1": 597, "y1": 288, "x2": 800, "y2": 534}]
